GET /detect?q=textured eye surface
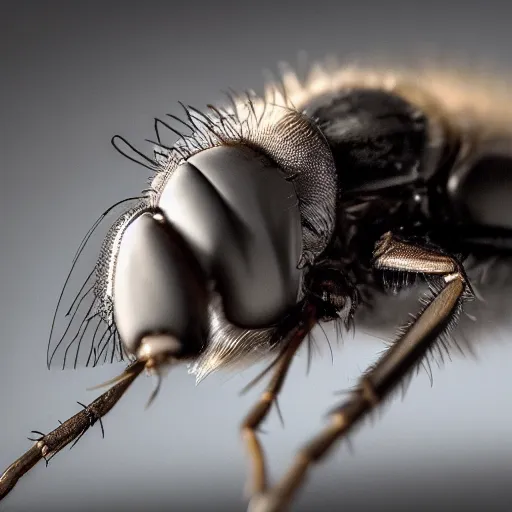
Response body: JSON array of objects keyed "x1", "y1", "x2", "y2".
[
  {"x1": 157, "y1": 145, "x2": 303, "y2": 328},
  {"x1": 113, "y1": 212, "x2": 209, "y2": 356}
]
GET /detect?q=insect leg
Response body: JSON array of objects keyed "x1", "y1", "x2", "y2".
[
  {"x1": 0, "y1": 361, "x2": 144, "y2": 501},
  {"x1": 241, "y1": 304, "x2": 317, "y2": 500},
  {"x1": 249, "y1": 232, "x2": 471, "y2": 512}
]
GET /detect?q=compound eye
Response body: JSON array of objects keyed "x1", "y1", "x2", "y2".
[
  {"x1": 113, "y1": 211, "x2": 209, "y2": 360},
  {"x1": 158, "y1": 146, "x2": 304, "y2": 328}
]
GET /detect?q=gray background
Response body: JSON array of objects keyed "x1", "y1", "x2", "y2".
[{"x1": 2, "y1": 1, "x2": 512, "y2": 511}]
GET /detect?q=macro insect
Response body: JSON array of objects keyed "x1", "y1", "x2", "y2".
[{"x1": 1, "y1": 59, "x2": 512, "y2": 512}]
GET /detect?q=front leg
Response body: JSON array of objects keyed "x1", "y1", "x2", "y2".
[
  {"x1": 249, "y1": 231, "x2": 473, "y2": 512},
  {"x1": 0, "y1": 362, "x2": 145, "y2": 501},
  {"x1": 241, "y1": 303, "x2": 318, "y2": 500}
]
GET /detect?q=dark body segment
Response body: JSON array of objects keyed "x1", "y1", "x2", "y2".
[
  {"x1": 302, "y1": 87, "x2": 512, "y2": 280},
  {"x1": 448, "y1": 150, "x2": 512, "y2": 248},
  {"x1": 306, "y1": 88, "x2": 430, "y2": 193}
]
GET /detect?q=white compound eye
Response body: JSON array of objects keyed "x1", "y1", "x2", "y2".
[
  {"x1": 157, "y1": 144, "x2": 304, "y2": 328},
  {"x1": 113, "y1": 211, "x2": 209, "y2": 359}
]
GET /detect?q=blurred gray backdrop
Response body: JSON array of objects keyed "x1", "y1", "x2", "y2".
[{"x1": 2, "y1": 1, "x2": 512, "y2": 511}]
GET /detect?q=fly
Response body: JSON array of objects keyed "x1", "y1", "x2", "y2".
[{"x1": 1, "y1": 60, "x2": 512, "y2": 512}]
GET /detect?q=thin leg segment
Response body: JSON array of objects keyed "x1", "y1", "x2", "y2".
[
  {"x1": 249, "y1": 232, "x2": 471, "y2": 512},
  {"x1": 0, "y1": 362, "x2": 144, "y2": 501},
  {"x1": 241, "y1": 304, "x2": 318, "y2": 498}
]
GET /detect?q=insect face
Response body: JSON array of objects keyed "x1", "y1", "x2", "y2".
[{"x1": 112, "y1": 143, "x2": 306, "y2": 375}]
